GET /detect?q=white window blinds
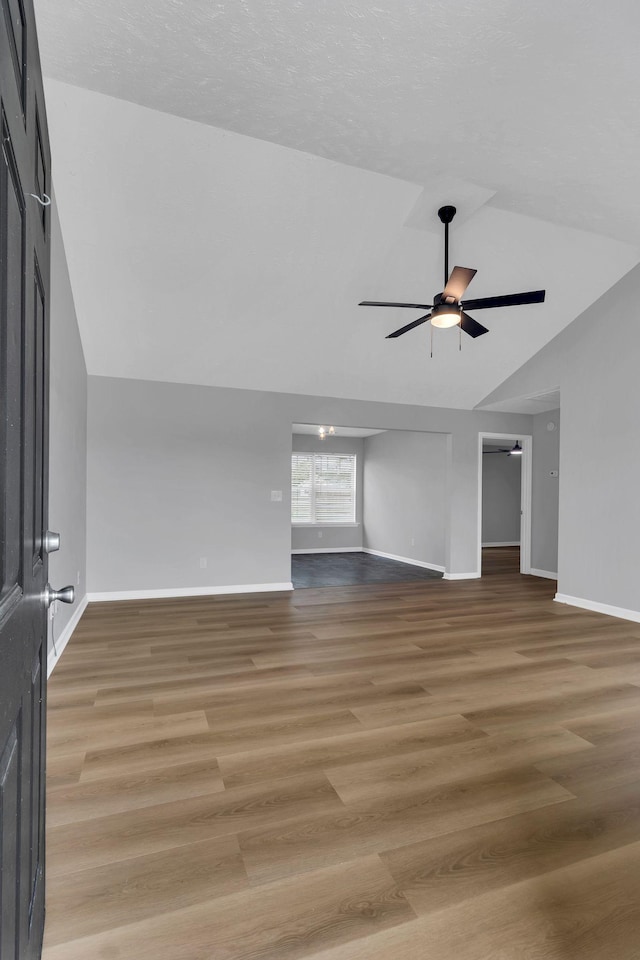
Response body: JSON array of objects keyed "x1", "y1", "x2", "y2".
[
  {"x1": 291, "y1": 453, "x2": 356, "y2": 523},
  {"x1": 291, "y1": 453, "x2": 314, "y2": 523}
]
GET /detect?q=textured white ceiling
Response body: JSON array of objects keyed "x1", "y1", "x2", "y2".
[
  {"x1": 34, "y1": 0, "x2": 640, "y2": 244},
  {"x1": 45, "y1": 81, "x2": 639, "y2": 409}
]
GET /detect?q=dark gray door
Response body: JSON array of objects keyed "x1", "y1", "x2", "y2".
[{"x1": 1, "y1": 1, "x2": 51, "y2": 957}]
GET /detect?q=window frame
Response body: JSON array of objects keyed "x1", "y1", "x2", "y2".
[{"x1": 291, "y1": 451, "x2": 358, "y2": 526}]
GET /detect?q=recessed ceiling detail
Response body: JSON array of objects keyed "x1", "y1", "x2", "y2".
[
  {"x1": 292, "y1": 424, "x2": 386, "y2": 438},
  {"x1": 291, "y1": 423, "x2": 386, "y2": 437},
  {"x1": 404, "y1": 178, "x2": 496, "y2": 234}
]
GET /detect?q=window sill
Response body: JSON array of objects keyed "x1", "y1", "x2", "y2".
[{"x1": 291, "y1": 522, "x2": 360, "y2": 528}]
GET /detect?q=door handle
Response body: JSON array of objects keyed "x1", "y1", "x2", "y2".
[
  {"x1": 44, "y1": 531, "x2": 61, "y2": 553},
  {"x1": 44, "y1": 584, "x2": 75, "y2": 607}
]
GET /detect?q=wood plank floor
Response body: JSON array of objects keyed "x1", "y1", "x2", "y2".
[{"x1": 43, "y1": 549, "x2": 640, "y2": 959}]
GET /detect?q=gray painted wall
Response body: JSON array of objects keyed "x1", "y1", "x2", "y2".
[
  {"x1": 48, "y1": 199, "x2": 88, "y2": 652},
  {"x1": 481, "y1": 263, "x2": 640, "y2": 613},
  {"x1": 482, "y1": 451, "x2": 521, "y2": 545},
  {"x1": 531, "y1": 410, "x2": 560, "y2": 574},
  {"x1": 87, "y1": 375, "x2": 534, "y2": 594},
  {"x1": 87, "y1": 379, "x2": 293, "y2": 592},
  {"x1": 291, "y1": 434, "x2": 364, "y2": 551},
  {"x1": 363, "y1": 431, "x2": 446, "y2": 568}
]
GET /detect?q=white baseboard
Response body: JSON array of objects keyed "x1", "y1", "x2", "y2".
[
  {"x1": 88, "y1": 582, "x2": 294, "y2": 603},
  {"x1": 443, "y1": 571, "x2": 481, "y2": 580},
  {"x1": 47, "y1": 594, "x2": 88, "y2": 677},
  {"x1": 291, "y1": 548, "x2": 362, "y2": 555},
  {"x1": 362, "y1": 548, "x2": 444, "y2": 573},
  {"x1": 531, "y1": 568, "x2": 558, "y2": 580},
  {"x1": 554, "y1": 593, "x2": 640, "y2": 624},
  {"x1": 482, "y1": 541, "x2": 520, "y2": 548}
]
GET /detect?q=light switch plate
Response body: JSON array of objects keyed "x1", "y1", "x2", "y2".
[{"x1": 271, "y1": 490, "x2": 283, "y2": 502}]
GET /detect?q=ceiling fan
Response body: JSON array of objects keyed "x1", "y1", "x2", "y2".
[
  {"x1": 359, "y1": 205, "x2": 545, "y2": 341},
  {"x1": 484, "y1": 442, "x2": 523, "y2": 456}
]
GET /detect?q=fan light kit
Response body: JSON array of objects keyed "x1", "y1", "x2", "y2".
[
  {"x1": 359, "y1": 205, "x2": 546, "y2": 356},
  {"x1": 431, "y1": 305, "x2": 462, "y2": 329}
]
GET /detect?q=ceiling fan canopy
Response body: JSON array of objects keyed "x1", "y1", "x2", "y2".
[{"x1": 359, "y1": 205, "x2": 546, "y2": 343}]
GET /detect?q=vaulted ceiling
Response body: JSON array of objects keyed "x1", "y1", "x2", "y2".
[{"x1": 34, "y1": 1, "x2": 640, "y2": 408}]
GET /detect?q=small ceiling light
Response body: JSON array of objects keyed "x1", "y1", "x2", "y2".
[
  {"x1": 430, "y1": 304, "x2": 462, "y2": 329},
  {"x1": 318, "y1": 426, "x2": 326, "y2": 439},
  {"x1": 328, "y1": 426, "x2": 335, "y2": 436},
  {"x1": 509, "y1": 441, "x2": 523, "y2": 456}
]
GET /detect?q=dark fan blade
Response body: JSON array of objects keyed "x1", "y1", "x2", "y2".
[
  {"x1": 359, "y1": 300, "x2": 432, "y2": 309},
  {"x1": 443, "y1": 266, "x2": 477, "y2": 301},
  {"x1": 386, "y1": 313, "x2": 432, "y2": 339},
  {"x1": 460, "y1": 311, "x2": 489, "y2": 338},
  {"x1": 462, "y1": 290, "x2": 546, "y2": 311}
]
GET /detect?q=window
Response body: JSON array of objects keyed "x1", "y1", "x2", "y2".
[{"x1": 291, "y1": 453, "x2": 357, "y2": 524}]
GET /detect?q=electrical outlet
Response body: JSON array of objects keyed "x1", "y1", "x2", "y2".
[
  {"x1": 411, "y1": 538, "x2": 415, "y2": 547},
  {"x1": 318, "y1": 531, "x2": 323, "y2": 539},
  {"x1": 270, "y1": 490, "x2": 283, "y2": 502},
  {"x1": 199, "y1": 557, "x2": 208, "y2": 569},
  {"x1": 76, "y1": 570, "x2": 80, "y2": 585}
]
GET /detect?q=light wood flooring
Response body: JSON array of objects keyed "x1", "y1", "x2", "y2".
[{"x1": 44, "y1": 548, "x2": 640, "y2": 959}]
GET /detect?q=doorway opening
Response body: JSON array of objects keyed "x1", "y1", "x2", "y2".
[
  {"x1": 477, "y1": 432, "x2": 532, "y2": 577},
  {"x1": 290, "y1": 423, "x2": 447, "y2": 589}
]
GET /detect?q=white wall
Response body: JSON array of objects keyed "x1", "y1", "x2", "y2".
[
  {"x1": 48, "y1": 197, "x2": 87, "y2": 654},
  {"x1": 87, "y1": 376, "x2": 534, "y2": 596},
  {"x1": 482, "y1": 451, "x2": 521, "y2": 545},
  {"x1": 363, "y1": 431, "x2": 446, "y2": 569},
  {"x1": 480, "y1": 264, "x2": 640, "y2": 616},
  {"x1": 291, "y1": 434, "x2": 364, "y2": 552},
  {"x1": 531, "y1": 410, "x2": 560, "y2": 575}
]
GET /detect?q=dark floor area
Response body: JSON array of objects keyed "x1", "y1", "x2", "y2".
[{"x1": 291, "y1": 551, "x2": 443, "y2": 589}]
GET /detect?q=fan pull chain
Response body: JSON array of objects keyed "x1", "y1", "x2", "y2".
[
  {"x1": 459, "y1": 319, "x2": 462, "y2": 351},
  {"x1": 430, "y1": 323, "x2": 433, "y2": 359}
]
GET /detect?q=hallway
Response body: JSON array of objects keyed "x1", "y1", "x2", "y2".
[{"x1": 481, "y1": 544, "x2": 521, "y2": 576}]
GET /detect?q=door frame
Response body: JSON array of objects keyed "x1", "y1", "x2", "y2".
[{"x1": 477, "y1": 432, "x2": 532, "y2": 576}]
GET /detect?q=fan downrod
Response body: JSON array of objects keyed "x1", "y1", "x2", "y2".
[
  {"x1": 438, "y1": 206, "x2": 457, "y2": 283},
  {"x1": 437, "y1": 205, "x2": 457, "y2": 224}
]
